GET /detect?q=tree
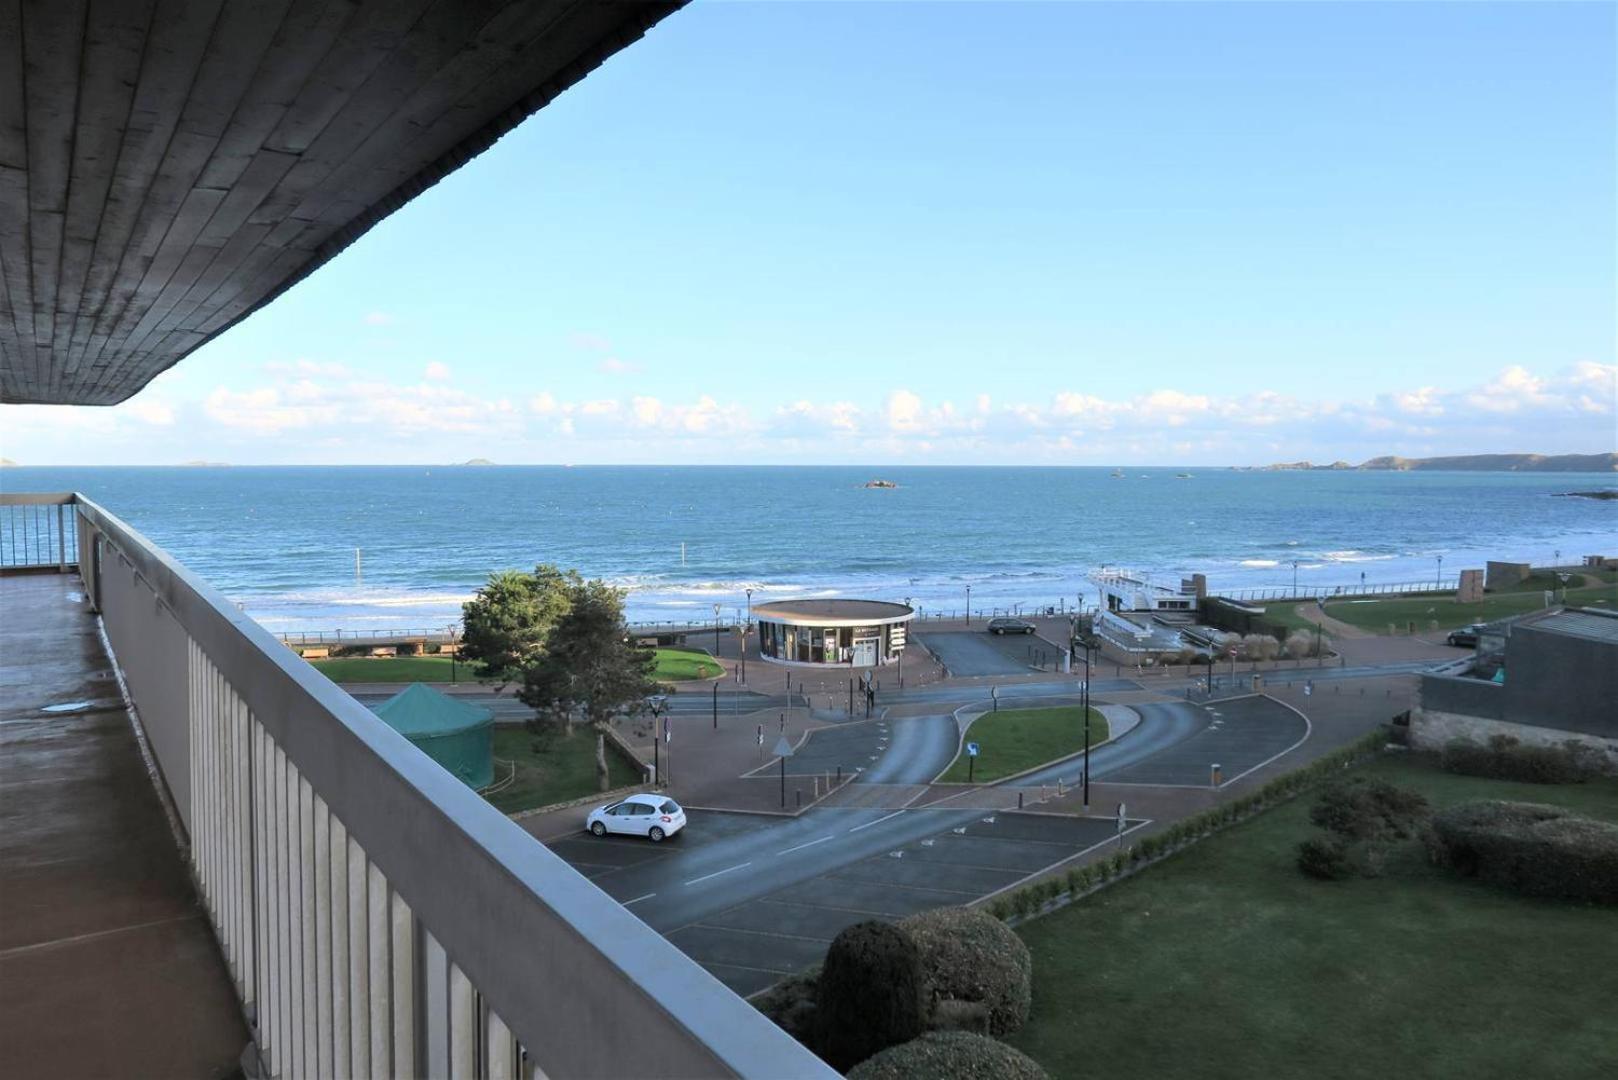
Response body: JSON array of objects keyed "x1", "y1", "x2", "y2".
[
  {"x1": 519, "y1": 578, "x2": 660, "y2": 736},
  {"x1": 458, "y1": 565, "x2": 576, "y2": 690}
]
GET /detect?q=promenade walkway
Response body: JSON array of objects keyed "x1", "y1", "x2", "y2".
[{"x1": 0, "y1": 574, "x2": 246, "y2": 1077}]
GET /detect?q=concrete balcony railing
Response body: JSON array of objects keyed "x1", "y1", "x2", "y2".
[{"x1": 6, "y1": 493, "x2": 833, "y2": 1080}]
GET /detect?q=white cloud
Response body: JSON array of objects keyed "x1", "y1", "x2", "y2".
[
  {"x1": 598, "y1": 357, "x2": 641, "y2": 375},
  {"x1": 424, "y1": 361, "x2": 451, "y2": 381},
  {"x1": 886, "y1": 389, "x2": 925, "y2": 432},
  {"x1": 362, "y1": 312, "x2": 392, "y2": 326}
]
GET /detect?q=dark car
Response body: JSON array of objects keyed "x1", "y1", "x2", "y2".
[
  {"x1": 1446, "y1": 625, "x2": 1483, "y2": 648},
  {"x1": 987, "y1": 617, "x2": 1036, "y2": 635}
]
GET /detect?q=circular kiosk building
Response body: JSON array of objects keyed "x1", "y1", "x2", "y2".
[{"x1": 753, "y1": 599, "x2": 914, "y2": 666}]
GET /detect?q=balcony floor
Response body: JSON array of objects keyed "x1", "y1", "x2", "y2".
[{"x1": 0, "y1": 573, "x2": 247, "y2": 1078}]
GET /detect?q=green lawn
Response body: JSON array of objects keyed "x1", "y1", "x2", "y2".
[
  {"x1": 308, "y1": 654, "x2": 462, "y2": 683},
  {"x1": 938, "y1": 706, "x2": 1109, "y2": 783},
  {"x1": 1009, "y1": 754, "x2": 1618, "y2": 1080},
  {"x1": 1323, "y1": 578, "x2": 1618, "y2": 634},
  {"x1": 484, "y1": 725, "x2": 642, "y2": 814},
  {"x1": 1258, "y1": 600, "x2": 1334, "y2": 639},
  {"x1": 652, "y1": 647, "x2": 722, "y2": 681}
]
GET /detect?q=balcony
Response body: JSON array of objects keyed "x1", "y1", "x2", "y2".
[{"x1": 0, "y1": 494, "x2": 833, "y2": 1079}]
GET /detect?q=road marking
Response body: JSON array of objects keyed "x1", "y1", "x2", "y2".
[
  {"x1": 920, "y1": 838, "x2": 935, "y2": 847},
  {"x1": 778, "y1": 835, "x2": 833, "y2": 856},
  {"x1": 623, "y1": 893, "x2": 657, "y2": 906},
  {"x1": 684, "y1": 862, "x2": 752, "y2": 886},
  {"x1": 849, "y1": 809, "x2": 904, "y2": 834},
  {"x1": 888, "y1": 850, "x2": 904, "y2": 858}
]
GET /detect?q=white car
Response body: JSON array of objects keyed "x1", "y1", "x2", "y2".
[{"x1": 586, "y1": 793, "x2": 687, "y2": 842}]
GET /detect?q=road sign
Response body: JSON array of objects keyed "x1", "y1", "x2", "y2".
[
  {"x1": 756, "y1": 724, "x2": 764, "y2": 746},
  {"x1": 1116, "y1": 802, "x2": 1127, "y2": 831},
  {"x1": 966, "y1": 742, "x2": 980, "y2": 757},
  {"x1": 773, "y1": 736, "x2": 795, "y2": 758},
  {"x1": 663, "y1": 716, "x2": 670, "y2": 743}
]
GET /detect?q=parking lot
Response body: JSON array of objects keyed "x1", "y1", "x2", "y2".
[
  {"x1": 916, "y1": 631, "x2": 1065, "y2": 678},
  {"x1": 1102, "y1": 694, "x2": 1308, "y2": 787},
  {"x1": 664, "y1": 810, "x2": 1129, "y2": 997}
]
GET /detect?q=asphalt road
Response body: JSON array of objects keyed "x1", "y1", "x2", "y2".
[
  {"x1": 916, "y1": 631, "x2": 1051, "y2": 677},
  {"x1": 540, "y1": 699, "x2": 1223, "y2": 994}
]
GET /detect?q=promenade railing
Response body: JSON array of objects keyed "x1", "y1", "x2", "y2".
[
  {"x1": 0, "y1": 491, "x2": 78, "y2": 571},
  {"x1": 21, "y1": 492, "x2": 830, "y2": 1080}
]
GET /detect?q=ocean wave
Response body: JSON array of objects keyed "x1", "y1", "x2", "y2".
[
  {"x1": 1240, "y1": 559, "x2": 1280, "y2": 568},
  {"x1": 1320, "y1": 550, "x2": 1397, "y2": 564}
]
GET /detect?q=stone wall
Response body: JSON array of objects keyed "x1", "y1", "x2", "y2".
[
  {"x1": 1485, "y1": 560, "x2": 1531, "y2": 590},
  {"x1": 1410, "y1": 708, "x2": 1618, "y2": 775},
  {"x1": 1456, "y1": 568, "x2": 1484, "y2": 603}
]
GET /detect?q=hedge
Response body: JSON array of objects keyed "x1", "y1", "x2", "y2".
[
  {"x1": 985, "y1": 728, "x2": 1387, "y2": 923},
  {"x1": 899, "y1": 907, "x2": 1032, "y2": 1037},
  {"x1": 1426, "y1": 800, "x2": 1618, "y2": 904},
  {"x1": 1439, "y1": 736, "x2": 1600, "y2": 785},
  {"x1": 846, "y1": 1031, "x2": 1050, "y2": 1080}
]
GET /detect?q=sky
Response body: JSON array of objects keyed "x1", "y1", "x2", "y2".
[{"x1": 3, "y1": 0, "x2": 1614, "y2": 467}]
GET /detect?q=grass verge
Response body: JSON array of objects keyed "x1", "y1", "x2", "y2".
[
  {"x1": 1007, "y1": 753, "x2": 1618, "y2": 1080},
  {"x1": 309, "y1": 654, "x2": 461, "y2": 683},
  {"x1": 939, "y1": 706, "x2": 1109, "y2": 783},
  {"x1": 653, "y1": 647, "x2": 722, "y2": 681},
  {"x1": 485, "y1": 725, "x2": 642, "y2": 814},
  {"x1": 1323, "y1": 579, "x2": 1617, "y2": 633}
]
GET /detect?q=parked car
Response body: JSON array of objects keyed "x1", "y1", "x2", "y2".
[
  {"x1": 987, "y1": 617, "x2": 1036, "y2": 635},
  {"x1": 1446, "y1": 624, "x2": 1484, "y2": 648},
  {"x1": 586, "y1": 793, "x2": 687, "y2": 842}
]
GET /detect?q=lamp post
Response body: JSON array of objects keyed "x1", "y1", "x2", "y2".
[
  {"x1": 738, "y1": 621, "x2": 747, "y2": 684},
  {"x1": 745, "y1": 587, "x2": 753, "y2": 627},
  {"x1": 447, "y1": 622, "x2": 458, "y2": 683},
  {"x1": 1291, "y1": 559, "x2": 1300, "y2": 598},
  {"x1": 1081, "y1": 634, "x2": 1091, "y2": 810},
  {"x1": 649, "y1": 695, "x2": 668, "y2": 786},
  {"x1": 1436, "y1": 553, "x2": 1443, "y2": 590},
  {"x1": 713, "y1": 602, "x2": 721, "y2": 653},
  {"x1": 965, "y1": 584, "x2": 972, "y2": 627}
]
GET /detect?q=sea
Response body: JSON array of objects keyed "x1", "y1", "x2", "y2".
[{"x1": 2, "y1": 465, "x2": 1613, "y2": 634}]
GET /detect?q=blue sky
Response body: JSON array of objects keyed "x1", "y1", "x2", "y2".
[{"x1": 4, "y1": 0, "x2": 1614, "y2": 465}]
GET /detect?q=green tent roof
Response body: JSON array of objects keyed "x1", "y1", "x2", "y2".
[{"x1": 372, "y1": 683, "x2": 493, "y2": 738}]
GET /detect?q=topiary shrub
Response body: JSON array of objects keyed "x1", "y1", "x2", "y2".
[
  {"x1": 845, "y1": 1031, "x2": 1050, "y2": 1080},
  {"x1": 1439, "y1": 736, "x2": 1599, "y2": 785},
  {"x1": 752, "y1": 965, "x2": 819, "y2": 1047},
  {"x1": 1310, "y1": 778, "x2": 1429, "y2": 842},
  {"x1": 816, "y1": 921, "x2": 927, "y2": 1071},
  {"x1": 899, "y1": 907, "x2": 1033, "y2": 1037},
  {"x1": 1427, "y1": 800, "x2": 1618, "y2": 903}
]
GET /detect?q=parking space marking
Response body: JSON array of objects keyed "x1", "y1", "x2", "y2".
[
  {"x1": 684, "y1": 861, "x2": 752, "y2": 886},
  {"x1": 623, "y1": 893, "x2": 657, "y2": 906}
]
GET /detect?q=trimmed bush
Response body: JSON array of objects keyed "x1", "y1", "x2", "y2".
[
  {"x1": 1439, "y1": 736, "x2": 1598, "y2": 785},
  {"x1": 1310, "y1": 778, "x2": 1429, "y2": 842},
  {"x1": 846, "y1": 1031, "x2": 1050, "y2": 1080},
  {"x1": 752, "y1": 965, "x2": 819, "y2": 1046},
  {"x1": 1427, "y1": 800, "x2": 1618, "y2": 903},
  {"x1": 1296, "y1": 835, "x2": 1355, "y2": 880},
  {"x1": 899, "y1": 907, "x2": 1033, "y2": 1037},
  {"x1": 816, "y1": 921, "x2": 927, "y2": 1070}
]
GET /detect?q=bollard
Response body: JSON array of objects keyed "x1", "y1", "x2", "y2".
[
  {"x1": 1018, "y1": 791, "x2": 1024, "y2": 809},
  {"x1": 836, "y1": 765, "x2": 842, "y2": 784},
  {"x1": 1211, "y1": 763, "x2": 1223, "y2": 787},
  {"x1": 1058, "y1": 777, "x2": 1065, "y2": 796},
  {"x1": 796, "y1": 789, "x2": 802, "y2": 808}
]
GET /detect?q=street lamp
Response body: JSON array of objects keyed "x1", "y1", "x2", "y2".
[
  {"x1": 446, "y1": 622, "x2": 458, "y2": 683},
  {"x1": 965, "y1": 584, "x2": 972, "y2": 626},
  {"x1": 649, "y1": 695, "x2": 668, "y2": 786},
  {"x1": 713, "y1": 602, "x2": 721, "y2": 652},
  {"x1": 1291, "y1": 560, "x2": 1300, "y2": 597},
  {"x1": 1436, "y1": 553, "x2": 1443, "y2": 589},
  {"x1": 745, "y1": 587, "x2": 753, "y2": 627}
]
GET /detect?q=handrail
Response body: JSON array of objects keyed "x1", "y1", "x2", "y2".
[{"x1": 66, "y1": 491, "x2": 832, "y2": 1079}]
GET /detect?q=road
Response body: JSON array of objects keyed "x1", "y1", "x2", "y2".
[{"x1": 537, "y1": 694, "x2": 1313, "y2": 995}]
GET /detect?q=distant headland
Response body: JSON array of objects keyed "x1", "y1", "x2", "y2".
[
  {"x1": 1240, "y1": 452, "x2": 1616, "y2": 473},
  {"x1": 458, "y1": 458, "x2": 496, "y2": 466}
]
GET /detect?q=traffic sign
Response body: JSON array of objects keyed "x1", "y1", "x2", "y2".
[
  {"x1": 966, "y1": 742, "x2": 980, "y2": 757},
  {"x1": 773, "y1": 736, "x2": 795, "y2": 758}
]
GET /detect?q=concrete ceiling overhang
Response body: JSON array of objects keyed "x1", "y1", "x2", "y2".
[{"x1": 0, "y1": 0, "x2": 684, "y2": 405}]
